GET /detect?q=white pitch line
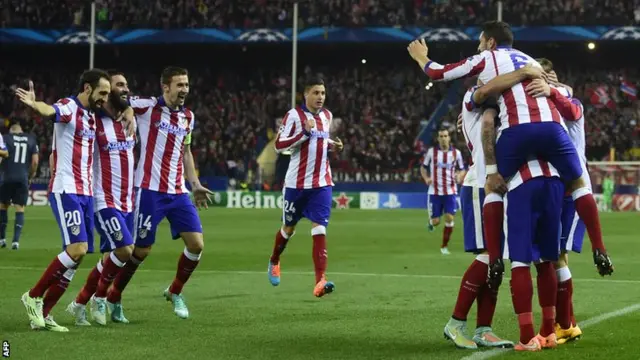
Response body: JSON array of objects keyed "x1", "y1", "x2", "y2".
[
  {"x1": 459, "y1": 303, "x2": 640, "y2": 360},
  {"x1": 0, "y1": 266, "x2": 637, "y2": 284}
]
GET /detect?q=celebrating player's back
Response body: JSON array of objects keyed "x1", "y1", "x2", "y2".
[
  {"x1": 0, "y1": 119, "x2": 38, "y2": 250},
  {"x1": 106, "y1": 67, "x2": 213, "y2": 320},
  {"x1": 421, "y1": 128, "x2": 465, "y2": 254},
  {"x1": 268, "y1": 77, "x2": 343, "y2": 297}
]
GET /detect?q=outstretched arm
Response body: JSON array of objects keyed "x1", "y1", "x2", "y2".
[
  {"x1": 408, "y1": 39, "x2": 487, "y2": 82},
  {"x1": 15, "y1": 81, "x2": 55, "y2": 117}
]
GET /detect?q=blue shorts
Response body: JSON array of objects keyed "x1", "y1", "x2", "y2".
[
  {"x1": 95, "y1": 208, "x2": 135, "y2": 253},
  {"x1": 504, "y1": 177, "x2": 564, "y2": 263},
  {"x1": 428, "y1": 194, "x2": 457, "y2": 219},
  {"x1": 560, "y1": 196, "x2": 586, "y2": 253},
  {"x1": 496, "y1": 122, "x2": 583, "y2": 182},
  {"x1": 461, "y1": 186, "x2": 486, "y2": 253},
  {"x1": 282, "y1": 186, "x2": 332, "y2": 227},
  {"x1": 133, "y1": 188, "x2": 203, "y2": 247},
  {"x1": 49, "y1": 193, "x2": 94, "y2": 249}
]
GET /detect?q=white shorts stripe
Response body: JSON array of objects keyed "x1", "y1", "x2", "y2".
[
  {"x1": 472, "y1": 187, "x2": 483, "y2": 249},
  {"x1": 96, "y1": 211, "x2": 116, "y2": 250},
  {"x1": 565, "y1": 211, "x2": 579, "y2": 251},
  {"x1": 502, "y1": 194, "x2": 510, "y2": 260},
  {"x1": 54, "y1": 193, "x2": 71, "y2": 246},
  {"x1": 133, "y1": 189, "x2": 142, "y2": 243}
]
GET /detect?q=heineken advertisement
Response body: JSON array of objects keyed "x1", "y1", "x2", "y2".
[
  {"x1": 207, "y1": 191, "x2": 619, "y2": 211},
  {"x1": 210, "y1": 191, "x2": 362, "y2": 209}
]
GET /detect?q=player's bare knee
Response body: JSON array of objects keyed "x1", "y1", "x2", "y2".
[
  {"x1": 568, "y1": 177, "x2": 586, "y2": 193},
  {"x1": 431, "y1": 218, "x2": 441, "y2": 226},
  {"x1": 14, "y1": 205, "x2": 25, "y2": 213},
  {"x1": 282, "y1": 225, "x2": 296, "y2": 236},
  {"x1": 0, "y1": 203, "x2": 7, "y2": 210},
  {"x1": 444, "y1": 214, "x2": 455, "y2": 224},
  {"x1": 182, "y1": 232, "x2": 204, "y2": 254},
  {"x1": 133, "y1": 246, "x2": 152, "y2": 260},
  {"x1": 66, "y1": 242, "x2": 88, "y2": 261},
  {"x1": 114, "y1": 245, "x2": 134, "y2": 261}
]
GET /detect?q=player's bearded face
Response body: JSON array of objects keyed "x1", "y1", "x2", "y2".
[
  {"x1": 167, "y1": 75, "x2": 189, "y2": 107},
  {"x1": 110, "y1": 75, "x2": 130, "y2": 111},
  {"x1": 88, "y1": 78, "x2": 111, "y2": 111}
]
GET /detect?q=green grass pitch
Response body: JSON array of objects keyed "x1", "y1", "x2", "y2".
[{"x1": 0, "y1": 208, "x2": 639, "y2": 360}]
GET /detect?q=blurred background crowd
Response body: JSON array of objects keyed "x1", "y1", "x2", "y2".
[
  {"x1": 1, "y1": 0, "x2": 639, "y2": 189},
  {"x1": 3, "y1": 0, "x2": 640, "y2": 29}
]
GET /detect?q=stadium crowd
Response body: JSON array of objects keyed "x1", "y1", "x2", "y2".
[
  {"x1": 2, "y1": 0, "x2": 639, "y2": 29},
  {"x1": 1, "y1": 63, "x2": 638, "y2": 186}
]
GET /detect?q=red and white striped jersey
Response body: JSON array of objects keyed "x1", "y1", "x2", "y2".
[
  {"x1": 129, "y1": 96, "x2": 194, "y2": 194},
  {"x1": 551, "y1": 92, "x2": 592, "y2": 190},
  {"x1": 275, "y1": 105, "x2": 333, "y2": 189},
  {"x1": 424, "y1": 47, "x2": 563, "y2": 136},
  {"x1": 461, "y1": 87, "x2": 486, "y2": 188},
  {"x1": 507, "y1": 158, "x2": 560, "y2": 191},
  {"x1": 50, "y1": 97, "x2": 96, "y2": 196},
  {"x1": 423, "y1": 146, "x2": 465, "y2": 195},
  {"x1": 93, "y1": 112, "x2": 136, "y2": 212}
]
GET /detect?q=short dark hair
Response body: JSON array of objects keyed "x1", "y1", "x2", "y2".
[
  {"x1": 481, "y1": 21, "x2": 513, "y2": 47},
  {"x1": 77, "y1": 68, "x2": 110, "y2": 93},
  {"x1": 438, "y1": 127, "x2": 450, "y2": 134},
  {"x1": 304, "y1": 77, "x2": 325, "y2": 91},
  {"x1": 536, "y1": 58, "x2": 553, "y2": 73},
  {"x1": 106, "y1": 69, "x2": 125, "y2": 78},
  {"x1": 161, "y1": 66, "x2": 188, "y2": 85}
]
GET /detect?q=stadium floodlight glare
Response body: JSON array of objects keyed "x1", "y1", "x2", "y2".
[{"x1": 587, "y1": 42, "x2": 596, "y2": 50}]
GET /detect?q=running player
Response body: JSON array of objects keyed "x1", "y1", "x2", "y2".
[
  {"x1": 407, "y1": 20, "x2": 612, "y2": 276},
  {"x1": 421, "y1": 128, "x2": 465, "y2": 255},
  {"x1": 15, "y1": 70, "x2": 116, "y2": 331},
  {"x1": 267, "y1": 77, "x2": 343, "y2": 297},
  {"x1": 0, "y1": 119, "x2": 38, "y2": 250},
  {"x1": 67, "y1": 70, "x2": 136, "y2": 326},
  {"x1": 106, "y1": 66, "x2": 213, "y2": 320}
]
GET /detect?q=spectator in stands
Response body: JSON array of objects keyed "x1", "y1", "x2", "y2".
[{"x1": 1, "y1": 0, "x2": 638, "y2": 29}]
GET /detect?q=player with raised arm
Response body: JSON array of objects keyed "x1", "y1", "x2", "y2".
[
  {"x1": 421, "y1": 128, "x2": 465, "y2": 255},
  {"x1": 0, "y1": 119, "x2": 38, "y2": 250},
  {"x1": 105, "y1": 66, "x2": 213, "y2": 320},
  {"x1": 407, "y1": 20, "x2": 612, "y2": 277},
  {"x1": 267, "y1": 77, "x2": 343, "y2": 297},
  {"x1": 66, "y1": 70, "x2": 136, "y2": 326},
  {"x1": 15, "y1": 70, "x2": 119, "y2": 331}
]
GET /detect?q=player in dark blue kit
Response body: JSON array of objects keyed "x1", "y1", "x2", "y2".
[{"x1": 0, "y1": 119, "x2": 39, "y2": 250}]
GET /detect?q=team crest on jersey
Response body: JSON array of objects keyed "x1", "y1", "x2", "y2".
[
  {"x1": 70, "y1": 225, "x2": 80, "y2": 236},
  {"x1": 138, "y1": 228, "x2": 148, "y2": 239},
  {"x1": 113, "y1": 231, "x2": 123, "y2": 242}
]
